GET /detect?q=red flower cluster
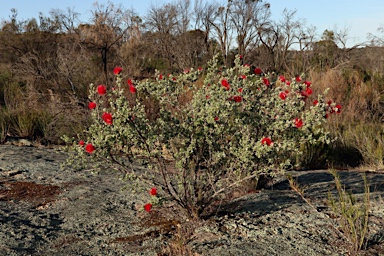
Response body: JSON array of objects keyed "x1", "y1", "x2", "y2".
[
  {"x1": 263, "y1": 78, "x2": 270, "y2": 86},
  {"x1": 294, "y1": 118, "x2": 303, "y2": 128},
  {"x1": 113, "y1": 66, "x2": 122, "y2": 75},
  {"x1": 97, "y1": 85, "x2": 106, "y2": 95},
  {"x1": 254, "y1": 68, "x2": 262, "y2": 75},
  {"x1": 261, "y1": 137, "x2": 273, "y2": 146},
  {"x1": 149, "y1": 187, "x2": 157, "y2": 196},
  {"x1": 233, "y1": 96, "x2": 242, "y2": 102},
  {"x1": 88, "y1": 102, "x2": 96, "y2": 109},
  {"x1": 85, "y1": 143, "x2": 95, "y2": 154},
  {"x1": 144, "y1": 203, "x2": 152, "y2": 212},
  {"x1": 221, "y1": 79, "x2": 230, "y2": 90},
  {"x1": 279, "y1": 91, "x2": 288, "y2": 100},
  {"x1": 102, "y1": 112, "x2": 113, "y2": 125},
  {"x1": 127, "y1": 79, "x2": 136, "y2": 94},
  {"x1": 79, "y1": 140, "x2": 85, "y2": 146}
]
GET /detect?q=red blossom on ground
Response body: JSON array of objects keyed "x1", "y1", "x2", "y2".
[
  {"x1": 149, "y1": 187, "x2": 157, "y2": 196},
  {"x1": 279, "y1": 76, "x2": 286, "y2": 83},
  {"x1": 221, "y1": 79, "x2": 230, "y2": 90},
  {"x1": 85, "y1": 143, "x2": 95, "y2": 154},
  {"x1": 97, "y1": 85, "x2": 106, "y2": 95},
  {"x1": 79, "y1": 140, "x2": 85, "y2": 146},
  {"x1": 102, "y1": 112, "x2": 113, "y2": 125},
  {"x1": 127, "y1": 79, "x2": 133, "y2": 87},
  {"x1": 313, "y1": 99, "x2": 319, "y2": 106},
  {"x1": 206, "y1": 95, "x2": 210, "y2": 100},
  {"x1": 254, "y1": 68, "x2": 262, "y2": 75},
  {"x1": 295, "y1": 76, "x2": 302, "y2": 82},
  {"x1": 286, "y1": 81, "x2": 291, "y2": 86},
  {"x1": 214, "y1": 117, "x2": 219, "y2": 121},
  {"x1": 294, "y1": 118, "x2": 303, "y2": 128},
  {"x1": 263, "y1": 77, "x2": 270, "y2": 86},
  {"x1": 327, "y1": 100, "x2": 332, "y2": 105},
  {"x1": 159, "y1": 74, "x2": 163, "y2": 80},
  {"x1": 240, "y1": 75, "x2": 247, "y2": 80},
  {"x1": 198, "y1": 67, "x2": 202, "y2": 71},
  {"x1": 261, "y1": 137, "x2": 273, "y2": 146},
  {"x1": 113, "y1": 66, "x2": 122, "y2": 75},
  {"x1": 279, "y1": 91, "x2": 287, "y2": 100},
  {"x1": 184, "y1": 69, "x2": 190, "y2": 74},
  {"x1": 238, "y1": 88, "x2": 243, "y2": 93},
  {"x1": 88, "y1": 102, "x2": 96, "y2": 109},
  {"x1": 144, "y1": 203, "x2": 152, "y2": 212}
]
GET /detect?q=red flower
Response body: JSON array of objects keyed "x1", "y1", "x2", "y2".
[
  {"x1": 127, "y1": 79, "x2": 133, "y2": 87},
  {"x1": 327, "y1": 100, "x2": 332, "y2": 106},
  {"x1": 313, "y1": 99, "x2": 319, "y2": 106},
  {"x1": 303, "y1": 80, "x2": 312, "y2": 87},
  {"x1": 113, "y1": 66, "x2": 122, "y2": 75},
  {"x1": 286, "y1": 81, "x2": 291, "y2": 86},
  {"x1": 85, "y1": 143, "x2": 95, "y2": 154},
  {"x1": 295, "y1": 76, "x2": 302, "y2": 82},
  {"x1": 239, "y1": 55, "x2": 243, "y2": 59},
  {"x1": 129, "y1": 85, "x2": 136, "y2": 94},
  {"x1": 88, "y1": 102, "x2": 96, "y2": 109},
  {"x1": 279, "y1": 75, "x2": 286, "y2": 83},
  {"x1": 159, "y1": 74, "x2": 163, "y2": 80},
  {"x1": 233, "y1": 96, "x2": 242, "y2": 102},
  {"x1": 240, "y1": 75, "x2": 246, "y2": 80},
  {"x1": 301, "y1": 87, "x2": 313, "y2": 98},
  {"x1": 254, "y1": 68, "x2": 262, "y2": 75},
  {"x1": 184, "y1": 69, "x2": 190, "y2": 74},
  {"x1": 97, "y1": 85, "x2": 106, "y2": 95},
  {"x1": 102, "y1": 112, "x2": 113, "y2": 125},
  {"x1": 263, "y1": 77, "x2": 270, "y2": 86},
  {"x1": 221, "y1": 79, "x2": 230, "y2": 90},
  {"x1": 144, "y1": 203, "x2": 152, "y2": 212},
  {"x1": 334, "y1": 104, "x2": 342, "y2": 114},
  {"x1": 149, "y1": 187, "x2": 157, "y2": 196},
  {"x1": 261, "y1": 137, "x2": 273, "y2": 146},
  {"x1": 214, "y1": 117, "x2": 219, "y2": 121},
  {"x1": 206, "y1": 95, "x2": 210, "y2": 100},
  {"x1": 238, "y1": 87, "x2": 243, "y2": 93},
  {"x1": 79, "y1": 140, "x2": 85, "y2": 146},
  {"x1": 198, "y1": 67, "x2": 202, "y2": 71},
  {"x1": 294, "y1": 118, "x2": 303, "y2": 128},
  {"x1": 279, "y1": 91, "x2": 287, "y2": 100}
]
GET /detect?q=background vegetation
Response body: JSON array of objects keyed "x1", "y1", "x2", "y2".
[{"x1": 0, "y1": 0, "x2": 383, "y2": 169}]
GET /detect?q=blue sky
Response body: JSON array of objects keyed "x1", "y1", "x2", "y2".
[{"x1": 0, "y1": 0, "x2": 383, "y2": 47}]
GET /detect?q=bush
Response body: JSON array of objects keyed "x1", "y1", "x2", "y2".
[{"x1": 65, "y1": 56, "x2": 341, "y2": 219}]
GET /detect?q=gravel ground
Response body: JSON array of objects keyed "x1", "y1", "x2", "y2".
[{"x1": 0, "y1": 144, "x2": 383, "y2": 255}]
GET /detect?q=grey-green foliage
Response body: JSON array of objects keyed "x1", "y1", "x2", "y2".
[{"x1": 65, "y1": 55, "x2": 337, "y2": 218}]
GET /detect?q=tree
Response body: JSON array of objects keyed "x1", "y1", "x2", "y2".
[{"x1": 78, "y1": 1, "x2": 135, "y2": 84}]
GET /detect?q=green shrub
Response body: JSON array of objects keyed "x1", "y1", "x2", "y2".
[{"x1": 65, "y1": 56, "x2": 341, "y2": 219}]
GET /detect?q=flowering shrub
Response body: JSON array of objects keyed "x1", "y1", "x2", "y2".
[{"x1": 64, "y1": 55, "x2": 341, "y2": 219}]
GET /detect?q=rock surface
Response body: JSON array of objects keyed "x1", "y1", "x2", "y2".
[{"x1": 0, "y1": 145, "x2": 383, "y2": 255}]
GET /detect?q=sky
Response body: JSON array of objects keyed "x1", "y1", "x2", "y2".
[{"x1": 0, "y1": 0, "x2": 383, "y2": 48}]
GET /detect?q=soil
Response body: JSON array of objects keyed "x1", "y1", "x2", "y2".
[{"x1": 0, "y1": 144, "x2": 383, "y2": 255}]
